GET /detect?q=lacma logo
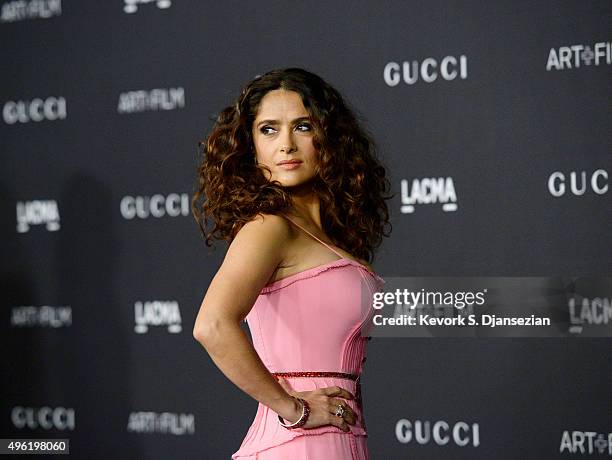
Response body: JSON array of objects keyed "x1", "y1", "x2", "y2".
[
  {"x1": 123, "y1": 0, "x2": 171, "y2": 14},
  {"x1": 568, "y1": 297, "x2": 612, "y2": 335},
  {"x1": 401, "y1": 177, "x2": 458, "y2": 214},
  {"x1": 547, "y1": 41, "x2": 612, "y2": 71},
  {"x1": 16, "y1": 200, "x2": 60, "y2": 233},
  {"x1": 134, "y1": 300, "x2": 182, "y2": 334},
  {"x1": 384, "y1": 55, "x2": 467, "y2": 86}
]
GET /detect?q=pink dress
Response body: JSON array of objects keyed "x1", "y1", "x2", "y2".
[{"x1": 231, "y1": 216, "x2": 385, "y2": 460}]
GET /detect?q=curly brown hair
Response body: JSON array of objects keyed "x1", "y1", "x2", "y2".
[{"x1": 192, "y1": 67, "x2": 392, "y2": 263}]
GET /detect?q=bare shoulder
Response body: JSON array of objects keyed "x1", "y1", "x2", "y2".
[
  {"x1": 236, "y1": 213, "x2": 294, "y2": 246},
  {"x1": 194, "y1": 214, "x2": 295, "y2": 325},
  {"x1": 229, "y1": 213, "x2": 296, "y2": 267},
  {"x1": 242, "y1": 212, "x2": 292, "y2": 230}
]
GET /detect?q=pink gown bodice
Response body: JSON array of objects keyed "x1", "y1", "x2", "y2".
[{"x1": 232, "y1": 216, "x2": 385, "y2": 459}]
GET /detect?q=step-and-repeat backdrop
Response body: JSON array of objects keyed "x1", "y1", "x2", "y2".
[{"x1": 2, "y1": 1, "x2": 611, "y2": 459}]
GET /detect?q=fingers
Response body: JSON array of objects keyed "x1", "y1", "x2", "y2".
[
  {"x1": 328, "y1": 413, "x2": 351, "y2": 432},
  {"x1": 275, "y1": 382, "x2": 357, "y2": 432},
  {"x1": 328, "y1": 398, "x2": 357, "y2": 426},
  {"x1": 321, "y1": 386, "x2": 357, "y2": 429},
  {"x1": 323, "y1": 385, "x2": 354, "y2": 400}
]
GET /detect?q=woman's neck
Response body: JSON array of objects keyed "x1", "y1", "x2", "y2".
[{"x1": 285, "y1": 186, "x2": 322, "y2": 229}]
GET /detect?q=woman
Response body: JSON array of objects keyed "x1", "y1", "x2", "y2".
[{"x1": 192, "y1": 68, "x2": 391, "y2": 459}]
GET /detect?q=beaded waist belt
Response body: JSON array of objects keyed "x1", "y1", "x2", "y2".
[{"x1": 272, "y1": 371, "x2": 359, "y2": 380}]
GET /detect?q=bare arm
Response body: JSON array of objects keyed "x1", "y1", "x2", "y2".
[
  {"x1": 193, "y1": 213, "x2": 356, "y2": 430},
  {"x1": 193, "y1": 214, "x2": 298, "y2": 419}
]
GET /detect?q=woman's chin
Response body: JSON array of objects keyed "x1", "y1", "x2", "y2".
[
  {"x1": 273, "y1": 176, "x2": 315, "y2": 189},
  {"x1": 288, "y1": 178, "x2": 319, "y2": 188}
]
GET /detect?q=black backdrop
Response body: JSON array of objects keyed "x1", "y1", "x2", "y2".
[{"x1": 2, "y1": 1, "x2": 611, "y2": 458}]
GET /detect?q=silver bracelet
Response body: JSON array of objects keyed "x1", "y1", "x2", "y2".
[{"x1": 277, "y1": 397, "x2": 310, "y2": 429}]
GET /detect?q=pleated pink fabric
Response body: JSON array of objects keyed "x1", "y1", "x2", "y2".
[{"x1": 231, "y1": 216, "x2": 385, "y2": 460}]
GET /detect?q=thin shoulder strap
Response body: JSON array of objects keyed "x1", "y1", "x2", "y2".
[{"x1": 283, "y1": 215, "x2": 345, "y2": 260}]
